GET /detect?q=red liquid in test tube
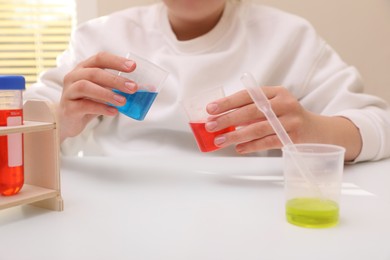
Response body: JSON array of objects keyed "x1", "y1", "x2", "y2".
[{"x1": 0, "y1": 75, "x2": 25, "y2": 196}]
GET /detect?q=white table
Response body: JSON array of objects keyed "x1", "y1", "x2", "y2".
[{"x1": 1, "y1": 155, "x2": 390, "y2": 260}]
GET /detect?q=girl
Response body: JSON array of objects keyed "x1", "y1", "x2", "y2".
[{"x1": 24, "y1": 0, "x2": 390, "y2": 162}]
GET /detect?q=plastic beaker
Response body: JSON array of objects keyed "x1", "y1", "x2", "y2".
[
  {"x1": 183, "y1": 87, "x2": 235, "y2": 152},
  {"x1": 113, "y1": 52, "x2": 169, "y2": 120},
  {"x1": 283, "y1": 143, "x2": 345, "y2": 228}
]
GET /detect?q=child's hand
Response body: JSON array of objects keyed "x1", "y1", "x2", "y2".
[
  {"x1": 205, "y1": 86, "x2": 361, "y2": 161},
  {"x1": 205, "y1": 86, "x2": 314, "y2": 154},
  {"x1": 59, "y1": 51, "x2": 138, "y2": 142}
]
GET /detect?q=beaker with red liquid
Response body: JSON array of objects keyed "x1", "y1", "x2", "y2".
[
  {"x1": 183, "y1": 87, "x2": 236, "y2": 152},
  {"x1": 189, "y1": 122, "x2": 235, "y2": 152},
  {"x1": 0, "y1": 75, "x2": 25, "y2": 196}
]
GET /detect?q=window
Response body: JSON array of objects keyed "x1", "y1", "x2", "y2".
[{"x1": 0, "y1": 0, "x2": 76, "y2": 87}]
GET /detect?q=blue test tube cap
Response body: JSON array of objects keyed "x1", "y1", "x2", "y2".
[{"x1": 0, "y1": 75, "x2": 26, "y2": 90}]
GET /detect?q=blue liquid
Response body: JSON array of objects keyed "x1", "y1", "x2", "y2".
[{"x1": 113, "y1": 90, "x2": 158, "y2": 120}]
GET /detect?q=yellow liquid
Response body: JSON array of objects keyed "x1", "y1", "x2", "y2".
[{"x1": 286, "y1": 198, "x2": 339, "y2": 228}]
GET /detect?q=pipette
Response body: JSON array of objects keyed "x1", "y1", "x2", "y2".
[{"x1": 240, "y1": 72, "x2": 324, "y2": 198}]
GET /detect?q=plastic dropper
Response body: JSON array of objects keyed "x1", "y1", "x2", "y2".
[{"x1": 240, "y1": 72, "x2": 324, "y2": 198}]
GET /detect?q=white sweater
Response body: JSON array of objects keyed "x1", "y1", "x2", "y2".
[{"x1": 24, "y1": 1, "x2": 390, "y2": 162}]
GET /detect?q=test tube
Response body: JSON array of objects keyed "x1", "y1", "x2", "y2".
[{"x1": 0, "y1": 75, "x2": 25, "y2": 196}]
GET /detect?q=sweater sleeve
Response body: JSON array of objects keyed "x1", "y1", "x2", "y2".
[{"x1": 299, "y1": 43, "x2": 390, "y2": 163}]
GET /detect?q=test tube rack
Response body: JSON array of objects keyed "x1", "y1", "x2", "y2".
[{"x1": 0, "y1": 100, "x2": 63, "y2": 211}]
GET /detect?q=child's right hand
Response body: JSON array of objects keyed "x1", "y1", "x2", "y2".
[{"x1": 59, "y1": 51, "x2": 138, "y2": 142}]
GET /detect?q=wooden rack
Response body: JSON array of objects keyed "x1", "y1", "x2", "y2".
[{"x1": 0, "y1": 100, "x2": 63, "y2": 211}]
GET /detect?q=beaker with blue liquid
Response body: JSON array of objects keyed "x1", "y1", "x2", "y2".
[{"x1": 113, "y1": 52, "x2": 169, "y2": 120}]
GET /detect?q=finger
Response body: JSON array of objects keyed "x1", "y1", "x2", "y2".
[
  {"x1": 206, "y1": 103, "x2": 265, "y2": 132},
  {"x1": 206, "y1": 89, "x2": 251, "y2": 115},
  {"x1": 213, "y1": 121, "x2": 276, "y2": 148},
  {"x1": 62, "y1": 98, "x2": 119, "y2": 119},
  {"x1": 59, "y1": 99, "x2": 118, "y2": 139},
  {"x1": 69, "y1": 51, "x2": 138, "y2": 94},
  {"x1": 235, "y1": 134, "x2": 282, "y2": 154},
  {"x1": 65, "y1": 67, "x2": 137, "y2": 95},
  {"x1": 63, "y1": 80, "x2": 127, "y2": 107},
  {"x1": 78, "y1": 51, "x2": 136, "y2": 73},
  {"x1": 207, "y1": 86, "x2": 278, "y2": 115}
]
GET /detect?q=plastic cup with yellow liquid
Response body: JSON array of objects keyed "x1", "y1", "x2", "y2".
[
  {"x1": 283, "y1": 144, "x2": 345, "y2": 228},
  {"x1": 240, "y1": 72, "x2": 345, "y2": 228}
]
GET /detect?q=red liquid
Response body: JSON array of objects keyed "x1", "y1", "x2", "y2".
[
  {"x1": 0, "y1": 109, "x2": 24, "y2": 196},
  {"x1": 189, "y1": 122, "x2": 235, "y2": 152}
]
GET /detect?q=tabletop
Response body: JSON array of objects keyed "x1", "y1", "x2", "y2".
[{"x1": 1, "y1": 155, "x2": 390, "y2": 260}]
